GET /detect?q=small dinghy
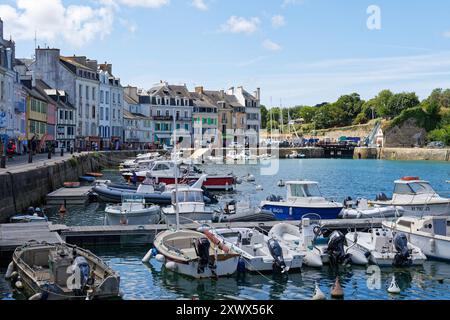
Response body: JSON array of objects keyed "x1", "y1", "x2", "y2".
[
  {"x1": 85, "y1": 172, "x2": 103, "y2": 178},
  {"x1": 345, "y1": 228, "x2": 427, "y2": 266},
  {"x1": 340, "y1": 198, "x2": 404, "y2": 219},
  {"x1": 63, "y1": 182, "x2": 81, "y2": 188},
  {"x1": 10, "y1": 207, "x2": 47, "y2": 223},
  {"x1": 200, "y1": 227, "x2": 303, "y2": 273},
  {"x1": 151, "y1": 229, "x2": 240, "y2": 279},
  {"x1": 105, "y1": 195, "x2": 161, "y2": 226},
  {"x1": 79, "y1": 176, "x2": 96, "y2": 183},
  {"x1": 9, "y1": 241, "x2": 120, "y2": 300},
  {"x1": 212, "y1": 201, "x2": 276, "y2": 223}
]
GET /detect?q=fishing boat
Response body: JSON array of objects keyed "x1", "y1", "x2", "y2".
[
  {"x1": 261, "y1": 181, "x2": 343, "y2": 220},
  {"x1": 7, "y1": 241, "x2": 120, "y2": 300},
  {"x1": 345, "y1": 228, "x2": 427, "y2": 266},
  {"x1": 122, "y1": 160, "x2": 236, "y2": 191},
  {"x1": 200, "y1": 227, "x2": 303, "y2": 273},
  {"x1": 105, "y1": 194, "x2": 161, "y2": 226},
  {"x1": 212, "y1": 201, "x2": 276, "y2": 223},
  {"x1": 369, "y1": 177, "x2": 450, "y2": 216},
  {"x1": 161, "y1": 188, "x2": 216, "y2": 225},
  {"x1": 383, "y1": 216, "x2": 450, "y2": 261},
  {"x1": 339, "y1": 198, "x2": 404, "y2": 219}
]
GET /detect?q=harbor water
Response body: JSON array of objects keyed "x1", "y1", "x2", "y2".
[{"x1": 1, "y1": 159, "x2": 449, "y2": 300}]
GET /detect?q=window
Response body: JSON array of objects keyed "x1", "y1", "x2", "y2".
[
  {"x1": 113, "y1": 93, "x2": 116, "y2": 104},
  {"x1": 118, "y1": 110, "x2": 121, "y2": 119},
  {"x1": 157, "y1": 110, "x2": 161, "y2": 116},
  {"x1": 86, "y1": 86, "x2": 89, "y2": 100},
  {"x1": 69, "y1": 111, "x2": 73, "y2": 121},
  {"x1": 60, "y1": 110, "x2": 64, "y2": 120},
  {"x1": 100, "y1": 107, "x2": 104, "y2": 120},
  {"x1": 118, "y1": 94, "x2": 121, "y2": 105},
  {"x1": 79, "y1": 85, "x2": 82, "y2": 98},
  {"x1": 92, "y1": 106, "x2": 96, "y2": 119},
  {"x1": 100, "y1": 90, "x2": 104, "y2": 103},
  {"x1": 106, "y1": 108, "x2": 109, "y2": 120},
  {"x1": 113, "y1": 109, "x2": 116, "y2": 119},
  {"x1": 92, "y1": 88, "x2": 96, "y2": 101},
  {"x1": 165, "y1": 110, "x2": 169, "y2": 117},
  {"x1": 106, "y1": 91, "x2": 110, "y2": 104},
  {"x1": 184, "y1": 111, "x2": 188, "y2": 118},
  {"x1": 184, "y1": 123, "x2": 189, "y2": 131},
  {"x1": 65, "y1": 111, "x2": 68, "y2": 120}
]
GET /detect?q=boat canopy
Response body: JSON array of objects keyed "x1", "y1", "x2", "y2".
[
  {"x1": 286, "y1": 181, "x2": 322, "y2": 198},
  {"x1": 393, "y1": 180, "x2": 437, "y2": 195}
]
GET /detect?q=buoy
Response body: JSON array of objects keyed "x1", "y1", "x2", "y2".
[
  {"x1": 15, "y1": 280, "x2": 24, "y2": 290},
  {"x1": 256, "y1": 185, "x2": 263, "y2": 191},
  {"x1": 5, "y1": 262, "x2": 14, "y2": 279},
  {"x1": 29, "y1": 293, "x2": 43, "y2": 300},
  {"x1": 312, "y1": 282, "x2": 326, "y2": 300},
  {"x1": 165, "y1": 261, "x2": 177, "y2": 271},
  {"x1": 59, "y1": 204, "x2": 66, "y2": 214},
  {"x1": 331, "y1": 277, "x2": 344, "y2": 299},
  {"x1": 246, "y1": 174, "x2": 255, "y2": 182},
  {"x1": 10, "y1": 271, "x2": 19, "y2": 281},
  {"x1": 155, "y1": 254, "x2": 166, "y2": 263},
  {"x1": 387, "y1": 275, "x2": 401, "y2": 294},
  {"x1": 277, "y1": 180, "x2": 285, "y2": 187}
]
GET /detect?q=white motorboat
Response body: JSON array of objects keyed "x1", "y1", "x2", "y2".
[
  {"x1": 369, "y1": 177, "x2": 450, "y2": 216},
  {"x1": 383, "y1": 216, "x2": 450, "y2": 261},
  {"x1": 161, "y1": 187, "x2": 216, "y2": 225},
  {"x1": 269, "y1": 218, "x2": 368, "y2": 267},
  {"x1": 151, "y1": 229, "x2": 240, "y2": 279},
  {"x1": 345, "y1": 227, "x2": 427, "y2": 266},
  {"x1": 105, "y1": 195, "x2": 161, "y2": 226},
  {"x1": 261, "y1": 181, "x2": 344, "y2": 220},
  {"x1": 339, "y1": 198, "x2": 404, "y2": 219},
  {"x1": 119, "y1": 152, "x2": 162, "y2": 170},
  {"x1": 286, "y1": 151, "x2": 298, "y2": 159},
  {"x1": 200, "y1": 227, "x2": 303, "y2": 273}
]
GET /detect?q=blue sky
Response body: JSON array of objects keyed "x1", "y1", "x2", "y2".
[{"x1": 2, "y1": 0, "x2": 450, "y2": 107}]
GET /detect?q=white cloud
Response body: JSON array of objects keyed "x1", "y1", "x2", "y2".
[
  {"x1": 191, "y1": 0, "x2": 207, "y2": 11},
  {"x1": 119, "y1": 18, "x2": 138, "y2": 33},
  {"x1": 263, "y1": 39, "x2": 282, "y2": 51},
  {"x1": 271, "y1": 15, "x2": 286, "y2": 28},
  {"x1": 117, "y1": 0, "x2": 170, "y2": 8},
  {"x1": 220, "y1": 16, "x2": 260, "y2": 35},
  {"x1": 282, "y1": 0, "x2": 304, "y2": 8},
  {"x1": 444, "y1": 31, "x2": 450, "y2": 38},
  {"x1": 0, "y1": 0, "x2": 115, "y2": 48}
]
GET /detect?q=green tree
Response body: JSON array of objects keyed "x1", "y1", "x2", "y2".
[
  {"x1": 373, "y1": 89, "x2": 394, "y2": 118},
  {"x1": 380, "y1": 92, "x2": 420, "y2": 118},
  {"x1": 313, "y1": 103, "x2": 347, "y2": 129},
  {"x1": 296, "y1": 106, "x2": 317, "y2": 123},
  {"x1": 334, "y1": 93, "x2": 364, "y2": 124},
  {"x1": 260, "y1": 105, "x2": 268, "y2": 129}
]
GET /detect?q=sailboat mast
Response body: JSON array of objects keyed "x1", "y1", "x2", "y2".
[
  {"x1": 173, "y1": 109, "x2": 180, "y2": 230},
  {"x1": 269, "y1": 96, "x2": 273, "y2": 142}
]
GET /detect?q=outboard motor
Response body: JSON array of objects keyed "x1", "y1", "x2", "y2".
[
  {"x1": 267, "y1": 238, "x2": 287, "y2": 273},
  {"x1": 343, "y1": 197, "x2": 353, "y2": 209},
  {"x1": 195, "y1": 238, "x2": 211, "y2": 274},
  {"x1": 393, "y1": 233, "x2": 411, "y2": 266},
  {"x1": 376, "y1": 192, "x2": 388, "y2": 201},
  {"x1": 71, "y1": 256, "x2": 91, "y2": 295},
  {"x1": 327, "y1": 231, "x2": 351, "y2": 267}
]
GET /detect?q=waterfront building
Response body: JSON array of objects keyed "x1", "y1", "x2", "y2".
[
  {"x1": 0, "y1": 18, "x2": 17, "y2": 152},
  {"x1": 147, "y1": 82, "x2": 193, "y2": 146},
  {"x1": 192, "y1": 86, "x2": 219, "y2": 148},
  {"x1": 99, "y1": 63, "x2": 124, "y2": 150},
  {"x1": 123, "y1": 87, "x2": 153, "y2": 148},
  {"x1": 29, "y1": 48, "x2": 100, "y2": 150}
]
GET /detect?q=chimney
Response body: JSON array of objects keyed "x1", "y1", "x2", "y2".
[
  {"x1": 0, "y1": 18, "x2": 3, "y2": 40},
  {"x1": 254, "y1": 87, "x2": 260, "y2": 101},
  {"x1": 31, "y1": 70, "x2": 36, "y2": 88},
  {"x1": 220, "y1": 90, "x2": 225, "y2": 98},
  {"x1": 86, "y1": 59, "x2": 98, "y2": 71},
  {"x1": 195, "y1": 86, "x2": 204, "y2": 95}
]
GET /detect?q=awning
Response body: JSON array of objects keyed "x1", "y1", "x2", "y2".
[{"x1": 190, "y1": 148, "x2": 210, "y2": 160}]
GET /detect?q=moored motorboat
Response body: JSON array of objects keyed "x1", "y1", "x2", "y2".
[
  {"x1": 105, "y1": 195, "x2": 161, "y2": 226},
  {"x1": 345, "y1": 228, "x2": 427, "y2": 266},
  {"x1": 200, "y1": 227, "x2": 303, "y2": 273},
  {"x1": 261, "y1": 181, "x2": 343, "y2": 220},
  {"x1": 150, "y1": 229, "x2": 240, "y2": 278},
  {"x1": 339, "y1": 198, "x2": 404, "y2": 219},
  {"x1": 383, "y1": 216, "x2": 450, "y2": 261},
  {"x1": 10, "y1": 207, "x2": 47, "y2": 223},
  {"x1": 8, "y1": 241, "x2": 120, "y2": 300},
  {"x1": 369, "y1": 177, "x2": 450, "y2": 216},
  {"x1": 212, "y1": 201, "x2": 276, "y2": 223}
]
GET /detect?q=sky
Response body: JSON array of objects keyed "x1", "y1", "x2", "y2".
[{"x1": 1, "y1": 0, "x2": 450, "y2": 107}]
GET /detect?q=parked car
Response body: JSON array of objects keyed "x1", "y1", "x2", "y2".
[{"x1": 427, "y1": 141, "x2": 445, "y2": 149}]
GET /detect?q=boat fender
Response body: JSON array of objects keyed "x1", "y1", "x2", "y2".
[
  {"x1": 15, "y1": 280, "x2": 24, "y2": 290},
  {"x1": 29, "y1": 293, "x2": 43, "y2": 300},
  {"x1": 312, "y1": 282, "x2": 326, "y2": 300},
  {"x1": 165, "y1": 261, "x2": 177, "y2": 271},
  {"x1": 237, "y1": 257, "x2": 246, "y2": 274},
  {"x1": 330, "y1": 277, "x2": 344, "y2": 299},
  {"x1": 256, "y1": 185, "x2": 263, "y2": 191},
  {"x1": 9, "y1": 271, "x2": 19, "y2": 281},
  {"x1": 155, "y1": 254, "x2": 166, "y2": 263},
  {"x1": 387, "y1": 275, "x2": 401, "y2": 294},
  {"x1": 5, "y1": 262, "x2": 14, "y2": 279}
]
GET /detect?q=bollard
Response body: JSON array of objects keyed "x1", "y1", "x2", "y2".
[{"x1": 28, "y1": 151, "x2": 33, "y2": 163}]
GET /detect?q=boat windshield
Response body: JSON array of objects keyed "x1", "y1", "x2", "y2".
[
  {"x1": 173, "y1": 191, "x2": 204, "y2": 203},
  {"x1": 394, "y1": 182, "x2": 435, "y2": 195},
  {"x1": 289, "y1": 183, "x2": 321, "y2": 198}
]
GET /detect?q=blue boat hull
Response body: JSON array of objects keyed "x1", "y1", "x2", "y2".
[{"x1": 262, "y1": 203, "x2": 342, "y2": 220}]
